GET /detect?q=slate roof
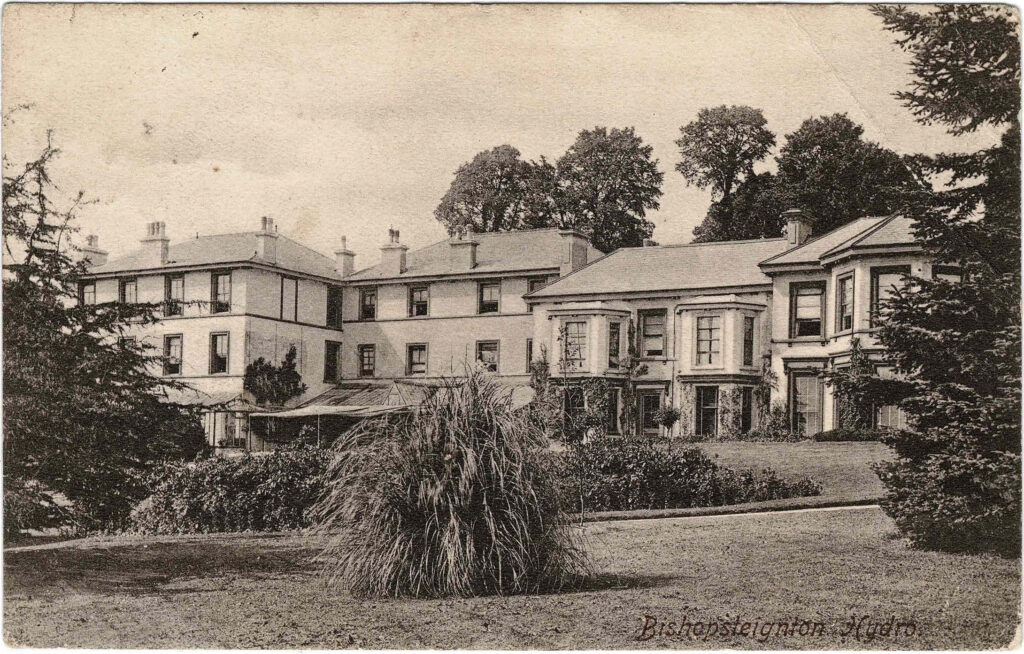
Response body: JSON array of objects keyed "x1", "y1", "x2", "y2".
[
  {"x1": 86, "y1": 232, "x2": 340, "y2": 279},
  {"x1": 759, "y1": 215, "x2": 919, "y2": 267},
  {"x1": 527, "y1": 238, "x2": 790, "y2": 298},
  {"x1": 346, "y1": 228, "x2": 603, "y2": 281}
]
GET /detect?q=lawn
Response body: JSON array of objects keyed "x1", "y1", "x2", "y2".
[
  {"x1": 695, "y1": 440, "x2": 892, "y2": 503},
  {"x1": 5, "y1": 507, "x2": 1018, "y2": 649}
]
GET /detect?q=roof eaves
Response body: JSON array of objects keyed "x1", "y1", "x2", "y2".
[{"x1": 818, "y1": 214, "x2": 899, "y2": 259}]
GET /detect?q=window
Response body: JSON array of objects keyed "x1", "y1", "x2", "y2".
[
  {"x1": 696, "y1": 386, "x2": 719, "y2": 437},
  {"x1": 742, "y1": 316, "x2": 755, "y2": 367},
  {"x1": 326, "y1": 286, "x2": 343, "y2": 329},
  {"x1": 280, "y1": 277, "x2": 298, "y2": 322},
  {"x1": 526, "y1": 338, "x2": 533, "y2": 372},
  {"x1": 163, "y1": 335, "x2": 182, "y2": 376},
  {"x1": 209, "y1": 333, "x2": 229, "y2": 374},
  {"x1": 790, "y1": 283, "x2": 825, "y2": 338},
  {"x1": 933, "y1": 265, "x2": 962, "y2": 283},
  {"x1": 119, "y1": 278, "x2": 137, "y2": 304},
  {"x1": 640, "y1": 391, "x2": 662, "y2": 434},
  {"x1": 696, "y1": 316, "x2": 722, "y2": 366},
  {"x1": 476, "y1": 341, "x2": 499, "y2": 372},
  {"x1": 118, "y1": 336, "x2": 137, "y2": 349},
  {"x1": 211, "y1": 272, "x2": 231, "y2": 313},
  {"x1": 608, "y1": 322, "x2": 621, "y2": 369},
  {"x1": 80, "y1": 282, "x2": 97, "y2": 306},
  {"x1": 359, "y1": 288, "x2": 377, "y2": 321},
  {"x1": 836, "y1": 273, "x2": 854, "y2": 332},
  {"x1": 564, "y1": 386, "x2": 586, "y2": 428},
  {"x1": 876, "y1": 404, "x2": 908, "y2": 431},
  {"x1": 408, "y1": 285, "x2": 429, "y2": 317},
  {"x1": 790, "y1": 372, "x2": 823, "y2": 435},
  {"x1": 527, "y1": 278, "x2": 548, "y2": 312},
  {"x1": 606, "y1": 387, "x2": 621, "y2": 435},
  {"x1": 358, "y1": 345, "x2": 376, "y2": 378},
  {"x1": 324, "y1": 341, "x2": 342, "y2": 382},
  {"x1": 740, "y1": 387, "x2": 753, "y2": 434},
  {"x1": 407, "y1": 344, "x2": 427, "y2": 375},
  {"x1": 165, "y1": 275, "x2": 184, "y2": 316},
  {"x1": 870, "y1": 266, "x2": 910, "y2": 326},
  {"x1": 639, "y1": 310, "x2": 666, "y2": 357},
  {"x1": 563, "y1": 321, "x2": 587, "y2": 371},
  {"x1": 478, "y1": 281, "x2": 500, "y2": 314}
]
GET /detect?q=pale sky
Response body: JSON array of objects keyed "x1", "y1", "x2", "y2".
[{"x1": 2, "y1": 4, "x2": 999, "y2": 268}]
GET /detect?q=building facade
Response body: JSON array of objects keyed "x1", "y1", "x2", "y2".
[{"x1": 81, "y1": 209, "x2": 939, "y2": 448}]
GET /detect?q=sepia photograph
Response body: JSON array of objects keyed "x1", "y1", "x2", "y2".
[{"x1": 1, "y1": 2, "x2": 1021, "y2": 649}]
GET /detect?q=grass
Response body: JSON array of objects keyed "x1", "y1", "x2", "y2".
[
  {"x1": 694, "y1": 440, "x2": 892, "y2": 503},
  {"x1": 5, "y1": 507, "x2": 1018, "y2": 649}
]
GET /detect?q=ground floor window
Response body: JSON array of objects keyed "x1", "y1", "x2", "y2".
[
  {"x1": 407, "y1": 344, "x2": 427, "y2": 375},
  {"x1": 476, "y1": 340, "x2": 499, "y2": 373},
  {"x1": 790, "y1": 371, "x2": 823, "y2": 435},
  {"x1": 740, "y1": 386, "x2": 753, "y2": 434},
  {"x1": 606, "y1": 387, "x2": 621, "y2": 435},
  {"x1": 876, "y1": 404, "x2": 908, "y2": 431},
  {"x1": 695, "y1": 386, "x2": 719, "y2": 437},
  {"x1": 640, "y1": 391, "x2": 662, "y2": 434}
]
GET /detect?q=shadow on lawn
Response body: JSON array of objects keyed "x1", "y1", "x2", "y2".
[{"x1": 4, "y1": 538, "x2": 321, "y2": 598}]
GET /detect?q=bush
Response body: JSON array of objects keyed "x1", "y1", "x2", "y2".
[
  {"x1": 554, "y1": 438, "x2": 821, "y2": 512},
  {"x1": 813, "y1": 428, "x2": 889, "y2": 442},
  {"x1": 129, "y1": 446, "x2": 329, "y2": 534},
  {"x1": 309, "y1": 370, "x2": 589, "y2": 598}
]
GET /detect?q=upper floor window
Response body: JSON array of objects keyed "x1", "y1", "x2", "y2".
[
  {"x1": 478, "y1": 281, "x2": 500, "y2": 314},
  {"x1": 324, "y1": 340, "x2": 342, "y2": 383},
  {"x1": 789, "y1": 282, "x2": 825, "y2": 338},
  {"x1": 409, "y1": 285, "x2": 429, "y2": 317},
  {"x1": 359, "y1": 288, "x2": 377, "y2": 321},
  {"x1": 476, "y1": 340, "x2": 499, "y2": 372},
  {"x1": 211, "y1": 272, "x2": 231, "y2": 313},
  {"x1": 119, "y1": 278, "x2": 137, "y2": 304},
  {"x1": 696, "y1": 315, "x2": 721, "y2": 366},
  {"x1": 209, "y1": 333, "x2": 229, "y2": 374},
  {"x1": 326, "y1": 286, "x2": 343, "y2": 329},
  {"x1": 165, "y1": 275, "x2": 184, "y2": 316},
  {"x1": 407, "y1": 343, "x2": 428, "y2": 375},
  {"x1": 163, "y1": 334, "x2": 182, "y2": 376},
  {"x1": 118, "y1": 336, "x2": 137, "y2": 349},
  {"x1": 608, "y1": 322, "x2": 621, "y2": 369},
  {"x1": 870, "y1": 266, "x2": 910, "y2": 326},
  {"x1": 836, "y1": 273, "x2": 854, "y2": 333},
  {"x1": 933, "y1": 265, "x2": 962, "y2": 283},
  {"x1": 527, "y1": 278, "x2": 548, "y2": 313},
  {"x1": 638, "y1": 309, "x2": 666, "y2": 358},
  {"x1": 563, "y1": 321, "x2": 588, "y2": 371},
  {"x1": 358, "y1": 344, "x2": 376, "y2": 378},
  {"x1": 742, "y1": 316, "x2": 755, "y2": 367},
  {"x1": 280, "y1": 277, "x2": 298, "y2": 322},
  {"x1": 79, "y1": 281, "x2": 97, "y2": 306}
]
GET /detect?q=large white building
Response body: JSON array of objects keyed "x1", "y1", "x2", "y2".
[{"x1": 80, "y1": 209, "x2": 945, "y2": 449}]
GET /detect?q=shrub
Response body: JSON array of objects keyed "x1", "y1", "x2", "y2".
[
  {"x1": 309, "y1": 370, "x2": 589, "y2": 598},
  {"x1": 555, "y1": 438, "x2": 821, "y2": 512},
  {"x1": 129, "y1": 446, "x2": 329, "y2": 534},
  {"x1": 813, "y1": 428, "x2": 889, "y2": 442}
]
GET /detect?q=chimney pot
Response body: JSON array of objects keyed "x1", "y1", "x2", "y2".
[
  {"x1": 380, "y1": 227, "x2": 408, "y2": 275},
  {"x1": 81, "y1": 233, "x2": 108, "y2": 267},
  {"x1": 140, "y1": 221, "x2": 170, "y2": 266}
]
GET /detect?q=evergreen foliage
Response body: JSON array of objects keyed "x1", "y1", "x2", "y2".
[{"x1": 243, "y1": 345, "x2": 308, "y2": 407}]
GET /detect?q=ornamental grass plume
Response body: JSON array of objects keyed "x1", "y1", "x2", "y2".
[{"x1": 309, "y1": 368, "x2": 589, "y2": 598}]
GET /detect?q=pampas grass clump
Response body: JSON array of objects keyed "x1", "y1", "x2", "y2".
[{"x1": 309, "y1": 369, "x2": 589, "y2": 598}]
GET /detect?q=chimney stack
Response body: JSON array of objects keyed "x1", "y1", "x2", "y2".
[
  {"x1": 642, "y1": 238, "x2": 659, "y2": 247},
  {"x1": 335, "y1": 236, "x2": 356, "y2": 278},
  {"x1": 81, "y1": 234, "x2": 108, "y2": 267},
  {"x1": 450, "y1": 224, "x2": 479, "y2": 271},
  {"x1": 783, "y1": 208, "x2": 813, "y2": 246},
  {"x1": 256, "y1": 216, "x2": 278, "y2": 264},
  {"x1": 140, "y1": 221, "x2": 170, "y2": 267},
  {"x1": 380, "y1": 227, "x2": 408, "y2": 276},
  {"x1": 558, "y1": 229, "x2": 590, "y2": 276}
]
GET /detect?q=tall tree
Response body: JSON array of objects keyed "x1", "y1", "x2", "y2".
[
  {"x1": 555, "y1": 126, "x2": 664, "y2": 252},
  {"x1": 775, "y1": 113, "x2": 918, "y2": 235},
  {"x1": 871, "y1": 4, "x2": 1021, "y2": 556},
  {"x1": 3, "y1": 138, "x2": 206, "y2": 535},
  {"x1": 692, "y1": 172, "x2": 787, "y2": 243},
  {"x1": 434, "y1": 145, "x2": 547, "y2": 234},
  {"x1": 675, "y1": 105, "x2": 775, "y2": 201}
]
